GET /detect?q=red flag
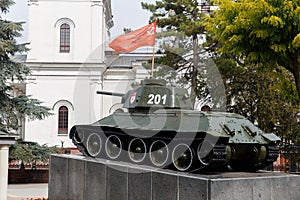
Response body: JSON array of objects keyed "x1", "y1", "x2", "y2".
[{"x1": 109, "y1": 21, "x2": 156, "y2": 53}]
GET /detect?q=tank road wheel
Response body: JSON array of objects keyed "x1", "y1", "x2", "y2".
[
  {"x1": 105, "y1": 135, "x2": 122, "y2": 159},
  {"x1": 73, "y1": 129, "x2": 84, "y2": 144},
  {"x1": 128, "y1": 138, "x2": 146, "y2": 163},
  {"x1": 70, "y1": 127, "x2": 87, "y2": 156},
  {"x1": 229, "y1": 145, "x2": 270, "y2": 172},
  {"x1": 86, "y1": 133, "x2": 102, "y2": 157},
  {"x1": 150, "y1": 140, "x2": 169, "y2": 167},
  {"x1": 197, "y1": 141, "x2": 214, "y2": 166},
  {"x1": 172, "y1": 144, "x2": 193, "y2": 172}
]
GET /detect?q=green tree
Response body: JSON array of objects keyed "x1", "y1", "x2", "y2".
[
  {"x1": 145, "y1": 31, "x2": 194, "y2": 84},
  {"x1": 9, "y1": 140, "x2": 60, "y2": 169},
  {"x1": 206, "y1": 0, "x2": 300, "y2": 98},
  {"x1": 0, "y1": 0, "x2": 51, "y2": 133},
  {"x1": 142, "y1": 0, "x2": 206, "y2": 106},
  {"x1": 219, "y1": 62, "x2": 300, "y2": 139}
]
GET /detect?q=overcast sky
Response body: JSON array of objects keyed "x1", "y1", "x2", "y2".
[{"x1": 4, "y1": 0, "x2": 155, "y2": 43}]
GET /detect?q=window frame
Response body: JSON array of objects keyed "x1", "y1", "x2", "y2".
[
  {"x1": 58, "y1": 106, "x2": 68, "y2": 135},
  {"x1": 59, "y1": 23, "x2": 71, "y2": 53}
]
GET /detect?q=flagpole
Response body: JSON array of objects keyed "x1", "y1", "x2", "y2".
[
  {"x1": 151, "y1": 19, "x2": 157, "y2": 78},
  {"x1": 151, "y1": 45, "x2": 155, "y2": 77}
]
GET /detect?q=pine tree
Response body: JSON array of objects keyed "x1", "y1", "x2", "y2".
[
  {"x1": 0, "y1": 0, "x2": 51, "y2": 133},
  {"x1": 142, "y1": 0, "x2": 206, "y2": 107}
]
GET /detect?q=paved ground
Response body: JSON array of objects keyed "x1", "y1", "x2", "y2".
[{"x1": 7, "y1": 184, "x2": 48, "y2": 200}]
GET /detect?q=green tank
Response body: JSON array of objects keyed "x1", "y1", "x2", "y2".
[{"x1": 69, "y1": 78, "x2": 280, "y2": 172}]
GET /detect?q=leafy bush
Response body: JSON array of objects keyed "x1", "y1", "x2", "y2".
[{"x1": 9, "y1": 140, "x2": 60, "y2": 166}]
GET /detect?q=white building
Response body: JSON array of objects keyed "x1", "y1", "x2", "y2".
[{"x1": 20, "y1": 0, "x2": 153, "y2": 148}]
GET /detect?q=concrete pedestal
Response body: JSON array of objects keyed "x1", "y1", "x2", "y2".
[{"x1": 49, "y1": 154, "x2": 300, "y2": 200}]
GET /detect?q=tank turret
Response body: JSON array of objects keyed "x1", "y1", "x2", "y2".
[
  {"x1": 97, "y1": 79, "x2": 192, "y2": 112},
  {"x1": 70, "y1": 78, "x2": 280, "y2": 172}
]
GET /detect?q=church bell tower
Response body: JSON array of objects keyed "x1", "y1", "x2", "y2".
[{"x1": 24, "y1": 0, "x2": 113, "y2": 147}]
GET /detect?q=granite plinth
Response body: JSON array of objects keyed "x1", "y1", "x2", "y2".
[{"x1": 49, "y1": 154, "x2": 300, "y2": 200}]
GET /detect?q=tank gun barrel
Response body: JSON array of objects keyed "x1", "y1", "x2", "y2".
[{"x1": 97, "y1": 91, "x2": 125, "y2": 97}]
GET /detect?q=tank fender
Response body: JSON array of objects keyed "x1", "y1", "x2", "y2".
[{"x1": 261, "y1": 133, "x2": 281, "y2": 143}]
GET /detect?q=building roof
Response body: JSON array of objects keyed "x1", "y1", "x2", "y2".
[{"x1": 105, "y1": 52, "x2": 161, "y2": 68}]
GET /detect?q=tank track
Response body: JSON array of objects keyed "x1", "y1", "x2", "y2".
[
  {"x1": 70, "y1": 126, "x2": 228, "y2": 172},
  {"x1": 71, "y1": 125, "x2": 280, "y2": 172},
  {"x1": 228, "y1": 144, "x2": 279, "y2": 171}
]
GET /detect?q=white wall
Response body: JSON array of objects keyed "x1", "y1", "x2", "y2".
[
  {"x1": 24, "y1": 65, "x2": 104, "y2": 147},
  {"x1": 23, "y1": 0, "x2": 153, "y2": 148},
  {"x1": 24, "y1": 0, "x2": 111, "y2": 147},
  {"x1": 27, "y1": 0, "x2": 108, "y2": 63},
  {"x1": 102, "y1": 68, "x2": 135, "y2": 117}
]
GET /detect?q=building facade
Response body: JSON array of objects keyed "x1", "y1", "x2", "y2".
[
  {"x1": 22, "y1": 0, "x2": 152, "y2": 148},
  {"x1": 24, "y1": 0, "x2": 114, "y2": 147}
]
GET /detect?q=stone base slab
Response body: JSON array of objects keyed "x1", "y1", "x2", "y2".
[{"x1": 49, "y1": 154, "x2": 300, "y2": 200}]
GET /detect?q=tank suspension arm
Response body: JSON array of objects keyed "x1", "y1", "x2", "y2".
[{"x1": 96, "y1": 91, "x2": 125, "y2": 97}]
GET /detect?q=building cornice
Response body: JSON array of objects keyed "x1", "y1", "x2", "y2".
[
  {"x1": 0, "y1": 134, "x2": 17, "y2": 145},
  {"x1": 26, "y1": 62, "x2": 106, "y2": 68},
  {"x1": 25, "y1": 62, "x2": 107, "y2": 77},
  {"x1": 28, "y1": 0, "x2": 39, "y2": 6}
]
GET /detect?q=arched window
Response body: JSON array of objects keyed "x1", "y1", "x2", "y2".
[
  {"x1": 60, "y1": 23, "x2": 70, "y2": 52},
  {"x1": 58, "y1": 106, "x2": 68, "y2": 134}
]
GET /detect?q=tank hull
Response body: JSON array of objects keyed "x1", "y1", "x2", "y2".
[
  {"x1": 70, "y1": 110, "x2": 280, "y2": 172},
  {"x1": 69, "y1": 78, "x2": 280, "y2": 172}
]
